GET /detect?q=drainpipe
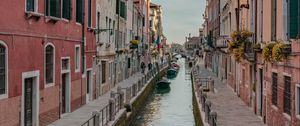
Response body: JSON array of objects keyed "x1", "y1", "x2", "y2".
[
  {"x1": 236, "y1": 0, "x2": 240, "y2": 32},
  {"x1": 114, "y1": 0, "x2": 121, "y2": 85},
  {"x1": 253, "y1": 0, "x2": 258, "y2": 113},
  {"x1": 81, "y1": 0, "x2": 86, "y2": 105}
]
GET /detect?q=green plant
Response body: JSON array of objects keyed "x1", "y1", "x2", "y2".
[
  {"x1": 262, "y1": 43, "x2": 276, "y2": 62},
  {"x1": 228, "y1": 30, "x2": 253, "y2": 62},
  {"x1": 252, "y1": 43, "x2": 261, "y2": 49},
  {"x1": 233, "y1": 46, "x2": 244, "y2": 62},
  {"x1": 272, "y1": 42, "x2": 289, "y2": 62}
]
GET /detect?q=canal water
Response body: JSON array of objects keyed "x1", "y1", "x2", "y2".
[{"x1": 132, "y1": 57, "x2": 195, "y2": 126}]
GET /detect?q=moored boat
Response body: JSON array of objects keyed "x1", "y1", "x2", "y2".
[
  {"x1": 156, "y1": 78, "x2": 171, "y2": 89},
  {"x1": 167, "y1": 68, "x2": 177, "y2": 76}
]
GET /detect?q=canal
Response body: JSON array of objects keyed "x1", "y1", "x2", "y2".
[{"x1": 132, "y1": 57, "x2": 195, "y2": 126}]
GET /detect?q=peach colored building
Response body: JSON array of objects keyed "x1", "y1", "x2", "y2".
[{"x1": 206, "y1": 0, "x2": 300, "y2": 125}]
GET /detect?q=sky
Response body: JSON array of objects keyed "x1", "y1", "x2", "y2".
[{"x1": 152, "y1": 0, "x2": 206, "y2": 44}]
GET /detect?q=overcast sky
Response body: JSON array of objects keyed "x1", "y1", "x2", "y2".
[{"x1": 151, "y1": 0, "x2": 206, "y2": 44}]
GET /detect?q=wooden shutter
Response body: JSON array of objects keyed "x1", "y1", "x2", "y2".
[
  {"x1": 271, "y1": 0, "x2": 277, "y2": 40},
  {"x1": 289, "y1": 0, "x2": 299, "y2": 38}
]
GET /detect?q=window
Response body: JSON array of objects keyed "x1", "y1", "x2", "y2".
[
  {"x1": 288, "y1": 0, "x2": 299, "y2": 39},
  {"x1": 45, "y1": 0, "x2": 61, "y2": 17},
  {"x1": 128, "y1": 58, "x2": 131, "y2": 68},
  {"x1": 0, "y1": 43, "x2": 6, "y2": 95},
  {"x1": 296, "y1": 85, "x2": 300, "y2": 116},
  {"x1": 109, "y1": 18, "x2": 111, "y2": 42},
  {"x1": 88, "y1": 0, "x2": 92, "y2": 27},
  {"x1": 272, "y1": 73, "x2": 278, "y2": 106},
  {"x1": 62, "y1": 0, "x2": 72, "y2": 20},
  {"x1": 26, "y1": 0, "x2": 36, "y2": 12},
  {"x1": 284, "y1": 76, "x2": 291, "y2": 115},
  {"x1": 101, "y1": 61, "x2": 106, "y2": 84},
  {"x1": 45, "y1": 45, "x2": 54, "y2": 84},
  {"x1": 271, "y1": 0, "x2": 277, "y2": 40},
  {"x1": 76, "y1": 0, "x2": 83, "y2": 23},
  {"x1": 97, "y1": 12, "x2": 100, "y2": 42},
  {"x1": 75, "y1": 46, "x2": 80, "y2": 72}
]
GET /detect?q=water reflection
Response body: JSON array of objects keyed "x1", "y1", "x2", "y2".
[{"x1": 132, "y1": 57, "x2": 195, "y2": 126}]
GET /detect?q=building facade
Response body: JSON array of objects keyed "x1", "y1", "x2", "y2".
[
  {"x1": 0, "y1": 0, "x2": 96, "y2": 125},
  {"x1": 204, "y1": 0, "x2": 300, "y2": 126}
]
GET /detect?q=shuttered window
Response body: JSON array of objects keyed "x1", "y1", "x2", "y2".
[
  {"x1": 283, "y1": 76, "x2": 291, "y2": 115},
  {"x1": 88, "y1": 0, "x2": 92, "y2": 27},
  {"x1": 0, "y1": 44, "x2": 6, "y2": 95},
  {"x1": 76, "y1": 0, "x2": 83, "y2": 23},
  {"x1": 45, "y1": 0, "x2": 61, "y2": 17},
  {"x1": 271, "y1": 0, "x2": 277, "y2": 41},
  {"x1": 62, "y1": 0, "x2": 72, "y2": 20},
  {"x1": 288, "y1": 0, "x2": 299, "y2": 38},
  {"x1": 272, "y1": 73, "x2": 278, "y2": 106},
  {"x1": 26, "y1": 0, "x2": 35, "y2": 12},
  {"x1": 101, "y1": 61, "x2": 106, "y2": 84}
]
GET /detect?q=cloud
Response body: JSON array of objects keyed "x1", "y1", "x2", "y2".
[{"x1": 152, "y1": 0, "x2": 205, "y2": 44}]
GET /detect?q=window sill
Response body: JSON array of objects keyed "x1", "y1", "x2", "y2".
[
  {"x1": 0, "y1": 94, "x2": 8, "y2": 100},
  {"x1": 283, "y1": 113, "x2": 291, "y2": 121},
  {"x1": 87, "y1": 27, "x2": 95, "y2": 33},
  {"x1": 76, "y1": 22, "x2": 82, "y2": 26},
  {"x1": 45, "y1": 16, "x2": 60, "y2": 23},
  {"x1": 75, "y1": 69, "x2": 80, "y2": 73},
  {"x1": 61, "y1": 18, "x2": 70, "y2": 23},
  {"x1": 25, "y1": 11, "x2": 43, "y2": 20},
  {"x1": 272, "y1": 105, "x2": 278, "y2": 111},
  {"x1": 45, "y1": 83, "x2": 55, "y2": 88}
]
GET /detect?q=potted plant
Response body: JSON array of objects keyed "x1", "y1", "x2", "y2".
[
  {"x1": 252, "y1": 43, "x2": 262, "y2": 52},
  {"x1": 130, "y1": 40, "x2": 141, "y2": 45},
  {"x1": 262, "y1": 42, "x2": 275, "y2": 62},
  {"x1": 282, "y1": 44, "x2": 292, "y2": 54},
  {"x1": 272, "y1": 42, "x2": 290, "y2": 62}
]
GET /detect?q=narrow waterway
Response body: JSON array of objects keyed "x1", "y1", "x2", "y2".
[{"x1": 132, "y1": 57, "x2": 195, "y2": 126}]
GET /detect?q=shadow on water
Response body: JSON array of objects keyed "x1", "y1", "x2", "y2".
[{"x1": 132, "y1": 57, "x2": 195, "y2": 126}]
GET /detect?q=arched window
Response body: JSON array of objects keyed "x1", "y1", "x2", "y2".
[
  {"x1": 45, "y1": 45, "x2": 54, "y2": 84},
  {"x1": 0, "y1": 43, "x2": 6, "y2": 95}
]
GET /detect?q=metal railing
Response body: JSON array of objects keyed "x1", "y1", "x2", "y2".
[
  {"x1": 81, "y1": 114, "x2": 96, "y2": 126},
  {"x1": 80, "y1": 62, "x2": 169, "y2": 126}
]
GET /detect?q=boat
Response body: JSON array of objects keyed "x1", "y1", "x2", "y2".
[
  {"x1": 167, "y1": 68, "x2": 177, "y2": 76},
  {"x1": 156, "y1": 78, "x2": 171, "y2": 89},
  {"x1": 156, "y1": 86, "x2": 171, "y2": 94},
  {"x1": 171, "y1": 62, "x2": 180, "y2": 68}
]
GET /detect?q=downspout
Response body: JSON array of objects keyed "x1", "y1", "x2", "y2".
[
  {"x1": 114, "y1": 0, "x2": 120, "y2": 85},
  {"x1": 253, "y1": 0, "x2": 258, "y2": 113},
  {"x1": 81, "y1": 0, "x2": 86, "y2": 105}
]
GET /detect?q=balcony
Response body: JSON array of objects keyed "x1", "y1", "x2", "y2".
[
  {"x1": 215, "y1": 36, "x2": 229, "y2": 48},
  {"x1": 244, "y1": 42, "x2": 255, "y2": 62}
]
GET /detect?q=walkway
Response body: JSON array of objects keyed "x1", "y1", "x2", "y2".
[
  {"x1": 49, "y1": 62, "x2": 168, "y2": 126},
  {"x1": 193, "y1": 59, "x2": 265, "y2": 126}
]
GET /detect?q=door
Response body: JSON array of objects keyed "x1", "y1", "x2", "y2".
[
  {"x1": 24, "y1": 78, "x2": 33, "y2": 126},
  {"x1": 86, "y1": 71, "x2": 92, "y2": 103},
  {"x1": 259, "y1": 68, "x2": 263, "y2": 116},
  {"x1": 61, "y1": 73, "x2": 67, "y2": 114}
]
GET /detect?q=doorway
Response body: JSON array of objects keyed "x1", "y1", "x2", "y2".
[
  {"x1": 61, "y1": 73, "x2": 70, "y2": 115},
  {"x1": 61, "y1": 57, "x2": 71, "y2": 116},
  {"x1": 22, "y1": 71, "x2": 40, "y2": 126},
  {"x1": 86, "y1": 70, "x2": 93, "y2": 103},
  {"x1": 258, "y1": 68, "x2": 263, "y2": 116}
]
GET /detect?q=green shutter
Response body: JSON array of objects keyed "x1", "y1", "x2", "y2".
[
  {"x1": 116, "y1": 0, "x2": 120, "y2": 14},
  {"x1": 289, "y1": 0, "x2": 299, "y2": 38},
  {"x1": 76, "y1": 0, "x2": 82, "y2": 23},
  {"x1": 63, "y1": 0, "x2": 71, "y2": 19},
  {"x1": 26, "y1": 0, "x2": 35, "y2": 11}
]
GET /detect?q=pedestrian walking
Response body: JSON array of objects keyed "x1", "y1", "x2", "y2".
[{"x1": 141, "y1": 62, "x2": 145, "y2": 74}]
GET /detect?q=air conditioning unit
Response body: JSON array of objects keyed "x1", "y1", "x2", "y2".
[{"x1": 105, "y1": 43, "x2": 111, "y2": 48}]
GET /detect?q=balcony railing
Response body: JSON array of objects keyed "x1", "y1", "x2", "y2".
[{"x1": 215, "y1": 36, "x2": 229, "y2": 48}]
